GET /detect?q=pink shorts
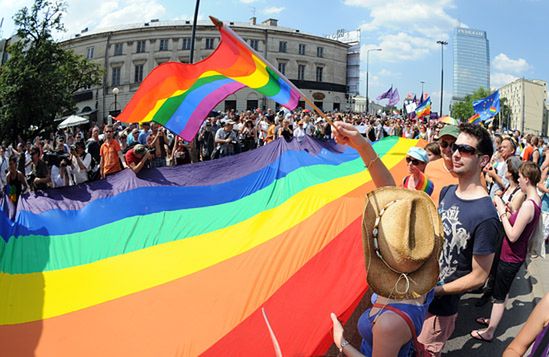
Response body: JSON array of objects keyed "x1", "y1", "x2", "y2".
[{"x1": 417, "y1": 312, "x2": 458, "y2": 356}]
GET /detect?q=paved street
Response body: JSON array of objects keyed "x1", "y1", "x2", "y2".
[{"x1": 444, "y1": 242, "x2": 549, "y2": 356}]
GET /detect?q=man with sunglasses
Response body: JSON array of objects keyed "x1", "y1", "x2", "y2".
[
  {"x1": 418, "y1": 123, "x2": 502, "y2": 355},
  {"x1": 99, "y1": 124, "x2": 127, "y2": 179}
]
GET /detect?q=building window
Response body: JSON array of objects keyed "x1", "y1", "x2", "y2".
[
  {"x1": 278, "y1": 62, "x2": 286, "y2": 75},
  {"x1": 316, "y1": 66, "x2": 323, "y2": 82},
  {"x1": 279, "y1": 41, "x2": 287, "y2": 53},
  {"x1": 182, "y1": 37, "x2": 191, "y2": 50},
  {"x1": 134, "y1": 64, "x2": 144, "y2": 83},
  {"x1": 205, "y1": 38, "x2": 215, "y2": 50},
  {"x1": 86, "y1": 46, "x2": 94, "y2": 59},
  {"x1": 317, "y1": 46, "x2": 324, "y2": 58},
  {"x1": 159, "y1": 39, "x2": 169, "y2": 51},
  {"x1": 250, "y1": 39, "x2": 259, "y2": 51},
  {"x1": 136, "y1": 40, "x2": 146, "y2": 53},
  {"x1": 299, "y1": 44, "x2": 306, "y2": 55},
  {"x1": 112, "y1": 67, "x2": 121, "y2": 86},
  {"x1": 298, "y1": 64, "x2": 305, "y2": 80},
  {"x1": 114, "y1": 43, "x2": 123, "y2": 56}
]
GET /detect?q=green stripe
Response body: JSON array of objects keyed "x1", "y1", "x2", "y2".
[
  {"x1": 152, "y1": 74, "x2": 226, "y2": 125},
  {"x1": 255, "y1": 67, "x2": 282, "y2": 97},
  {"x1": 0, "y1": 139, "x2": 399, "y2": 274}
]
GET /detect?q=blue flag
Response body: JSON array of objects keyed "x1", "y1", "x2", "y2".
[{"x1": 473, "y1": 91, "x2": 500, "y2": 123}]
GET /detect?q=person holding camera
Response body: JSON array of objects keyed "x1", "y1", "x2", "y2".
[
  {"x1": 51, "y1": 155, "x2": 73, "y2": 188},
  {"x1": 71, "y1": 141, "x2": 92, "y2": 184},
  {"x1": 214, "y1": 120, "x2": 238, "y2": 158},
  {"x1": 125, "y1": 144, "x2": 151, "y2": 174}
]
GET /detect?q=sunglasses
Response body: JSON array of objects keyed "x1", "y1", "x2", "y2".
[
  {"x1": 452, "y1": 143, "x2": 480, "y2": 155},
  {"x1": 405, "y1": 157, "x2": 423, "y2": 166},
  {"x1": 438, "y1": 140, "x2": 455, "y2": 149},
  {"x1": 105, "y1": 130, "x2": 113, "y2": 133}
]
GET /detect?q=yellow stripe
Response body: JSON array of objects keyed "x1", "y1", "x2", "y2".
[
  {"x1": 228, "y1": 54, "x2": 270, "y2": 89},
  {"x1": 0, "y1": 140, "x2": 415, "y2": 325}
]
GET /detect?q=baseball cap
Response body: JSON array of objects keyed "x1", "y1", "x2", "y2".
[
  {"x1": 407, "y1": 147, "x2": 429, "y2": 163},
  {"x1": 438, "y1": 124, "x2": 460, "y2": 139}
]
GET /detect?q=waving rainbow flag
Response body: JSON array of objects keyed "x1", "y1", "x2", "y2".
[
  {"x1": 415, "y1": 96, "x2": 431, "y2": 118},
  {"x1": 468, "y1": 113, "x2": 481, "y2": 124},
  {"x1": 116, "y1": 17, "x2": 300, "y2": 140},
  {"x1": 0, "y1": 136, "x2": 428, "y2": 356}
]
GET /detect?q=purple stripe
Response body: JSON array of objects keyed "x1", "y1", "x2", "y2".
[
  {"x1": 179, "y1": 81, "x2": 245, "y2": 141},
  {"x1": 17, "y1": 137, "x2": 343, "y2": 215}
]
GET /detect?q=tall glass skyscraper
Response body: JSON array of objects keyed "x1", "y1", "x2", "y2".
[{"x1": 453, "y1": 27, "x2": 490, "y2": 101}]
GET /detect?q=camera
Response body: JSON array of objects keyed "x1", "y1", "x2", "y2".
[{"x1": 148, "y1": 147, "x2": 156, "y2": 154}]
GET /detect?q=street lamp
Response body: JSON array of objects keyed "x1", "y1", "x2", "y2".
[
  {"x1": 366, "y1": 48, "x2": 382, "y2": 115},
  {"x1": 112, "y1": 87, "x2": 119, "y2": 114},
  {"x1": 436, "y1": 40, "x2": 448, "y2": 116},
  {"x1": 189, "y1": 0, "x2": 201, "y2": 64}
]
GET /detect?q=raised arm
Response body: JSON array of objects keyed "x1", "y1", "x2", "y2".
[{"x1": 333, "y1": 121, "x2": 395, "y2": 187}]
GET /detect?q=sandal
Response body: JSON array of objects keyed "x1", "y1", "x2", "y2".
[
  {"x1": 475, "y1": 317, "x2": 490, "y2": 326},
  {"x1": 470, "y1": 330, "x2": 493, "y2": 343}
]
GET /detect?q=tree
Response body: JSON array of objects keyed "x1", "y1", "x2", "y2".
[
  {"x1": 450, "y1": 87, "x2": 492, "y2": 122},
  {"x1": 0, "y1": 0, "x2": 102, "y2": 141}
]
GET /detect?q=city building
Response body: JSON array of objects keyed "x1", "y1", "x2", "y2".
[
  {"x1": 452, "y1": 27, "x2": 490, "y2": 102},
  {"x1": 60, "y1": 18, "x2": 351, "y2": 123},
  {"x1": 499, "y1": 78, "x2": 547, "y2": 135}
]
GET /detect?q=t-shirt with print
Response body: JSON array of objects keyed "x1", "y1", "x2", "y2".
[{"x1": 428, "y1": 185, "x2": 502, "y2": 316}]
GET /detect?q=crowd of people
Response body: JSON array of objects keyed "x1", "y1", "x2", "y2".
[{"x1": 1, "y1": 108, "x2": 549, "y2": 355}]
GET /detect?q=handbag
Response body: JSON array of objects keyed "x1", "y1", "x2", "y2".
[{"x1": 373, "y1": 303, "x2": 430, "y2": 357}]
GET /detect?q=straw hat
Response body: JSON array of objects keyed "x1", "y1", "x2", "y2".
[{"x1": 362, "y1": 187, "x2": 443, "y2": 300}]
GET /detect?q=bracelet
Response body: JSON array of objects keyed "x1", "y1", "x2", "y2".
[
  {"x1": 499, "y1": 212, "x2": 507, "y2": 220},
  {"x1": 364, "y1": 155, "x2": 380, "y2": 168},
  {"x1": 339, "y1": 338, "x2": 350, "y2": 352}
]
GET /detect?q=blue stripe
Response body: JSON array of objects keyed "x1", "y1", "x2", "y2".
[
  {"x1": 10, "y1": 147, "x2": 360, "y2": 238},
  {"x1": 165, "y1": 77, "x2": 235, "y2": 134}
]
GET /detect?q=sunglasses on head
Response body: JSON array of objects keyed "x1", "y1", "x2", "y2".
[
  {"x1": 452, "y1": 143, "x2": 480, "y2": 155},
  {"x1": 405, "y1": 157, "x2": 422, "y2": 166}
]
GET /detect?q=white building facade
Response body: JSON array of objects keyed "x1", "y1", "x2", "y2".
[
  {"x1": 61, "y1": 18, "x2": 351, "y2": 123},
  {"x1": 499, "y1": 78, "x2": 547, "y2": 136}
]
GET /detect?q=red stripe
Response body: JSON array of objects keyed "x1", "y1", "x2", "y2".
[{"x1": 202, "y1": 217, "x2": 366, "y2": 356}]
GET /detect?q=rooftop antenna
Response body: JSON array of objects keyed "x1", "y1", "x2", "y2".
[
  {"x1": 251, "y1": 7, "x2": 256, "y2": 17},
  {"x1": 0, "y1": 17, "x2": 4, "y2": 38}
]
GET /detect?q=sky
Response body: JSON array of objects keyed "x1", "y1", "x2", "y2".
[{"x1": 1, "y1": 0, "x2": 548, "y2": 114}]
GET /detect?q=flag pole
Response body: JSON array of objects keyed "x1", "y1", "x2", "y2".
[{"x1": 209, "y1": 16, "x2": 341, "y2": 136}]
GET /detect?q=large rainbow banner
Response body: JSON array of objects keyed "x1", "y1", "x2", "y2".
[
  {"x1": 0, "y1": 136, "x2": 421, "y2": 356},
  {"x1": 116, "y1": 17, "x2": 300, "y2": 141}
]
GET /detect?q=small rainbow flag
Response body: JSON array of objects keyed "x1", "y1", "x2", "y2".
[
  {"x1": 116, "y1": 17, "x2": 300, "y2": 140},
  {"x1": 468, "y1": 113, "x2": 481, "y2": 124},
  {"x1": 489, "y1": 106, "x2": 497, "y2": 114},
  {"x1": 415, "y1": 97, "x2": 431, "y2": 118}
]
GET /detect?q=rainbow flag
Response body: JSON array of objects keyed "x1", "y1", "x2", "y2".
[
  {"x1": 116, "y1": 17, "x2": 300, "y2": 140},
  {"x1": 0, "y1": 136, "x2": 424, "y2": 356},
  {"x1": 489, "y1": 106, "x2": 497, "y2": 114},
  {"x1": 468, "y1": 113, "x2": 481, "y2": 124},
  {"x1": 415, "y1": 96, "x2": 431, "y2": 118}
]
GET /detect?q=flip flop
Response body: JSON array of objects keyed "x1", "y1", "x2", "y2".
[
  {"x1": 475, "y1": 317, "x2": 490, "y2": 326},
  {"x1": 470, "y1": 330, "x2": 493, "y2": 343}
]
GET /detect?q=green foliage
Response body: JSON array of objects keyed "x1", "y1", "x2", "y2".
[
  {"x1": 0, "y1": 0, "x2": 102, "y2": 141},
  {"x1": 450, "y1": 87, "x2": 492, "y2": 122}
]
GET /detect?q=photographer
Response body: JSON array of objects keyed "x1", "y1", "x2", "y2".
[
  {"x1": 49, "y1": 153, "x2": 73, "y2": 188},
  {"x1": 71, "y1": 141, "x2": 92, "y2": 184},
  {"x1": 125, "y1": 144, "x2": 151, "y2": 174},
  {"x1": 214, "y1": 120, "x2": 238, "y2": 158}
]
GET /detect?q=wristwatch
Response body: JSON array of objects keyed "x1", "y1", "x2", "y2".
[{"x1": 340, "y1": 338, "x2": 350, "y2": 352}]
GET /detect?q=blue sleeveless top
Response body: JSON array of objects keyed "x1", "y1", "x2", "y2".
[{"x1": 357, "y1": 290, "x2": 434, "y2": 357}]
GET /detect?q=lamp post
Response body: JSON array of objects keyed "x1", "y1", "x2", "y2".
[
  {"x1": 436, "y1": 40, "x2": 448, "y2": 116},
  {"x1": 366, "y1": 48, "x2": 382, "y2": 115},
  {"x1": 112, "y1": 87, "x2": 119, "y2": 116},
  {"x1": 189, "y1": 0, "x2": 201, "y2": 64}
]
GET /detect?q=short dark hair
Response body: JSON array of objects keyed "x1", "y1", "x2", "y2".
[
  {"x1": 520, "y1": 161, "x2": 541, "y2": 185},
  {"x1": 424, "y1": 142, "x2": 441, "y2": 157},
  {"x1": 459, "y1": 123, "x2": 494, "y2": 158}
]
